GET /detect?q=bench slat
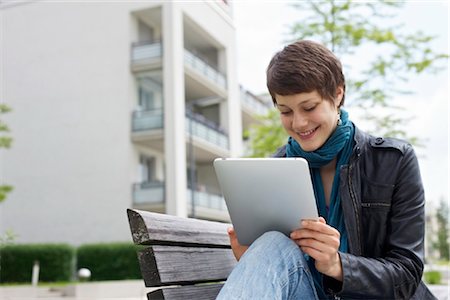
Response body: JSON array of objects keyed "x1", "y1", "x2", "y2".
[
  {"x1": 138, "y1": 245, "x2": 236, "y2": 286},
  {"x1": 148, "y1": 284, "x2": 224, "y2": 300},
  {"x1": 127, "y1": 209, "x2": 231, "y2": 247}
]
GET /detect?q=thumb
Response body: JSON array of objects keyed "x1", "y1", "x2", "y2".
[
  {"x1": 227, "y1": 227, "x2": 239, "y2": 244},
  {"x1": 227, "y1": 227, "x2": 235, "y2": 235}
]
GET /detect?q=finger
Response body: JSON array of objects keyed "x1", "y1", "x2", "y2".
[
  {"x1": 291, "y1": 225, "x2": 340, "y2": 240},
  {"x1": 301, "y1": 220, "x2": 340, "y2": 236},
  {"x1": 301, "y1": 245, "x2": 331, "y2": 262},
  {"x1": 297, "y1": 237, "x2": 340, "y2": 253},
  {"x1": 292, "y1": 230, "x2": 340, "y2": 248},
  {"x1": 227, "y1": 227, "x2": 234, "y2": 235},
  {"x1": 318, "y1": 217, "x2": 326, "y2": 224}
]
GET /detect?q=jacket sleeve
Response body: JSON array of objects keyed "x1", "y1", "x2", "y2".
[{"x1": 326, "y1": 144, "x2": 426, "y2": 299}]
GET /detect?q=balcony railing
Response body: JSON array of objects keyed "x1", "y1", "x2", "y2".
[
  {"x1": 130, "y1": 42, "x2": 226, "y2": 89},
  {"x1": 132, "y1": 181, "x2": 164, "y2": 205},
  {"x1": 131, "y1": 109, "x2": 229, "y2": 149},
  {"x1": 186, "y1": 111, "x2": 229, "y2": 149},
  {"x1": 240, "y1": 88, "x2": 270, "y2": 116},
  {"x1": 132, "y1": 181, "x2": 226, "y2": 212},
  {"x1": 184, "y1": 49, "x2": 227, "y2": 89},
  {"x1": 132, "y1": 109, "x2": 163, "y2": 131},
  {"x1": 131, "y1": 41, "x2": 162, "y2": 62},
  {"x1": 187, "y1": 188, "x2": 227, "y2": 211}
]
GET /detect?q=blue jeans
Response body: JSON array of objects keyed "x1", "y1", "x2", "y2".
[{"x1": 217, "y1": 231, "x2": 320, "y2": 300}]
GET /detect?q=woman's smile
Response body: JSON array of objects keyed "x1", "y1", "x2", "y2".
[{"x1": 297, "y1": 126, "x2": 319, "y2": 139}]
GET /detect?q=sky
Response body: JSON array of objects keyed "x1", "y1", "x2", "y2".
[{"x1": 233, "y1": 1, "x2": 449, "y2": 206}]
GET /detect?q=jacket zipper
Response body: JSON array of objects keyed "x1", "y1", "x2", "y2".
[
  {"x1": 348, "y1": 157, "x2": 362, "y2": 255},
  {"x1": 361, "y1": 202, "x2": 391, "y2": 208}
]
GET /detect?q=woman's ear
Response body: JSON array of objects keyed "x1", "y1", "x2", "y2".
[{"x1": 335, "y1": 86, "x2": 344, "y2": 107}]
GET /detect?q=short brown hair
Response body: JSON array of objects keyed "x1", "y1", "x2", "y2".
[{"x1": 266, "y1": 40, "x2": 346, "y2": 106}]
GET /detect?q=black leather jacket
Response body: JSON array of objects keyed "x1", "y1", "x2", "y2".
[{"x1": 274, "y1": 127, "x2": 436, "y2": 300}]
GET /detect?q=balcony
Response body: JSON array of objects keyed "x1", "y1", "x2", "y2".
[
  {"x1": 131, "y1": 41, "x2": 162, "y2": 71},
  {"x1": 240, "y1": 88, "x2": 270, "y2": 116},
  {"x1": 132, "y1": 109, "x2": 163, "y2": 132},
  {"x1": 132, "y1": 181, "x2": 228, "y2": 221},
  {"x1": 184, "y1": 49, "x2": 227, "y2": 90},
  {"x1": 130, "y1": 42, "x2": 227, "y2": 92},
  {"x1": 132, "y1": 181, "x2": 164, "y2": 205},
  {"x1": 187, "y1": 189, "x2": 227, "y2": 212},
  {"x1": 186, "y1": 111, "x2": 229, "y2": 149},
  {"x1": 131, "y1": 109, "x2": 229, "y2": 155}
]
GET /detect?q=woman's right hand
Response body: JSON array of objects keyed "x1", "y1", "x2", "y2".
[{"x1": 227, "y1": 227, "x2": 249, "y2": 261}]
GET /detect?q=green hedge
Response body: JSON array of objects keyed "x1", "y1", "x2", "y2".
[
  {"x1": 0, "y1": 244, "x2": 75, "y2": 283},
  {"x1": 424, "y1": 271, "x2": 442, "y2": 285},
  {"x1": 76, "y1": 242, "x2": 142, "y2": 281}
]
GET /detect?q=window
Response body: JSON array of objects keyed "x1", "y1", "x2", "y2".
[{"x1": 140, "y1": 155, "x2": 156, "y2": 182}]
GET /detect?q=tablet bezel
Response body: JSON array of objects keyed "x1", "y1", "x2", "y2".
[{"x1": 213, "y1": 157, "x2": 318, "y2": 246}]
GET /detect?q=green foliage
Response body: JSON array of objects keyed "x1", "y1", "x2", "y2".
[
  {"x1": 0, "y1": 103, "x2": 13, "y2": 203},
  {"x1": 0, "y1": 104, "x2": 12, "y2": 149},
  {"x1": 77, "y1": 242, "x2": 142, "y2": 281},
  {"x1": 287, "y1": 0, "x2": 448, "y2": 143},
  {"x1": 0, "y1": 244, "x2": 75, "y2": 283},
  {"x1": 245, "y1": 109, "x2": 288, "y2": 157},
  {"x1": 433, "y1": 198, "x2": 450, "y2": 261},
  {"x1": 250, "y1": 0, "x2": 450, "y2": 156},
  {"x1": 0, "y1": 230, "x2": 17, "y2": 245},
  {"x1": 424, "y1": 271, "x2": 442, "y2": 285},
  {"x1": 0, "y1": 186, "x2": 13, "y2": 203}
]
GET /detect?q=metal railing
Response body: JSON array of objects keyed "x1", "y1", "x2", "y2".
[
  {"x1": 184, "y1": 49, "x2": 227, "y2": 89},
  {"x1": 132, "y1": 109, "x2": 163, "y2": 131},
  {"x1": 186, "y1": 111, "x2": 229, "y2": 149},
  {"x1": 130, "y1": 41, "x2": 226, "y2": 89},
  {"x1": 240, "y1": 88, "x2": 271, "y2": 116},
  {"x1": 131, "y1": 41, "x2": 162, "y2": 61},
  {"x1": 187, "y1": 188, "x2": 227, "y2": 211},
  {"x1": 132, "y1": 181, "x2": 164, "y2": 204},
  {"x1": 131, "y1": 108, "x2": 229, "y2": 149},
  {"x1": 132, "y1": 180, "x2": 226, "y2": 212}
]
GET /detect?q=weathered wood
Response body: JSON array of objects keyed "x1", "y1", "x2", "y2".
[
  {"x1": 147, "y1": 284, "x2": 224, "y2": 300},
  {"x1": 138, "y1": 245, "x2": 236, "y2": 287},
  {"x1": 127, "y1": 209, "x2": 231, "y2": 247}
]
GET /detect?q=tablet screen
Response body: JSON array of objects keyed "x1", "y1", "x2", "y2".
[{"x1": 214, "y1": 157, "x2": 318, "y2": 246}]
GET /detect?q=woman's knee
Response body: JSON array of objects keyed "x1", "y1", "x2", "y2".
[{"x1": 249, "y1": 231, "x2": 298, "y2": 255}]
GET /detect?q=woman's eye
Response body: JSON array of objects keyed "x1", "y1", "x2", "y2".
[
  {"x1": 304, "y1": 106, "x2": 316, "y2": 112},
  {"x1": 280, "y1": 111, "x2": 291, "y2": 115}
]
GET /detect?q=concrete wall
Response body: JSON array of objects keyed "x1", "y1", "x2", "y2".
[
  {"x1": 1, "y1": 2, "x2": 137, "y2": 245},
  {"x1": 0, "y1": 1, "x2": 239, "y2": 245}
]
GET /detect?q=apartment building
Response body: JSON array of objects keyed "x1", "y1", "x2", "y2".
[{"x1": 0, "y1": 1, "x2": 271, "y2": 245}]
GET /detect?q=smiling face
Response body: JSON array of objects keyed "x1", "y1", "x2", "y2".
[{"x1": 276, "y1": 89, "x2": 343, "y2": 152}]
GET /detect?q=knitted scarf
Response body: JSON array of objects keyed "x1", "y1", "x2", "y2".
[{"x1": 286, "y1": 109, "x2": 354, "y2": 298}]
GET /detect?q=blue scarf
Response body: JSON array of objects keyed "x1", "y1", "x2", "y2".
[{"x1": 286, "y1": 109, "x2": 354, "y2": 298}]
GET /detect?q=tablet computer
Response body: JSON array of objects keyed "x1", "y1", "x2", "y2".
[{"x1": 213, "y1": 157, "x2": 318, "y2": 246}]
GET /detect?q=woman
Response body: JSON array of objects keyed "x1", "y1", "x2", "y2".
[{"x1": 216, "y1": 40, "x2": 435, "y2": 299}]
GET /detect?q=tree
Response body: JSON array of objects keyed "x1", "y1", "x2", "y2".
[
  {"x1": 246, "y1": 108, "x2": 288, "y2": 158},
  {"x1": 0, "y1": 103, "x2": 13, "y2": 203},
  {"x1": 247, "y1": 1, "x2": 447, "y2": 156},
  {"x1": 289, "y1": 1, "x2": 447, "y2": 141},
  {"x1": 433, "y1": 197, "x2": 450, "y2": 261}
]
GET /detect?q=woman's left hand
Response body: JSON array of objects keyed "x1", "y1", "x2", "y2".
[{"x1": 290, "y1": 217, "x2": 343, "y2": 281}]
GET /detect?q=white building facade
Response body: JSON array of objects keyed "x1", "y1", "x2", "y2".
[{"x1": 0, "y1": 1, "x2": 270, "y2": 245}]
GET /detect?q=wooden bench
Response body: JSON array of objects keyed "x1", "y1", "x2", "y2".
[{"x1": 127, "y1": 208, "x2": 236, "y2": 300}]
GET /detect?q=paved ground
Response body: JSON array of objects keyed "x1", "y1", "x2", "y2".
[
  {"x1": 0, "y1": 280, "x2": 149, "y2": 300},
  {"x1": 429, "y1": 284, "x2": 449, "y2": 300},
  {"x1": 0, "y1": 280, "x2": 448, "y2": 299}
]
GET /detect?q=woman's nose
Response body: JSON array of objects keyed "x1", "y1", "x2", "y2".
[{"x1": 292, "y1": 113, "x2": 307, "y2": 131}]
